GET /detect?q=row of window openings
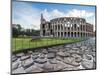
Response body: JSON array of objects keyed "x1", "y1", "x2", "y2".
[
  {"x1": 59, "y1": 33, "x2": 90, "y2": 37},
  {"x1": 42, "y1": 24, "x2": 92, "y2": 31},
  {"x1": 55, "y1": 27, "x2": 84, "y2": 31},
  {"x1": 42, "y1": 24, "x2": 85, "y2": 29},
  {"x1": 43, "y1": 32, "x2": 89, "y2": 37},
  {"x1": 51, "y1": 20, "x2": 85, "y2": 24}
]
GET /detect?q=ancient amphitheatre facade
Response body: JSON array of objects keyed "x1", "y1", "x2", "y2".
[{"x1": 40, "y1": 14, "x2": 93, "y2": 38}]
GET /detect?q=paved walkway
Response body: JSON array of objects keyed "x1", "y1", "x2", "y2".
[{"x1": 12, "y1": 37, "x2": 96, "y2": 74}]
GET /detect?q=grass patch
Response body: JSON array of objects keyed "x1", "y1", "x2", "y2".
[{"x1": 12, "y1": 37, "x2": 84, "y2": 52}]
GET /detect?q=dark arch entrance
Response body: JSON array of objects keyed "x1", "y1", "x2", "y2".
[
  {"x1": 64, "y1": 32, "x2": 67, "y2": 37},
  {"x1": 78, "y1": 32, "x2": 79, "y2": 37},
  {"x1": 58, "y1": 32, "x2": 60, "y2": 37},
  {"x1": 71, "y1": 32, "x2": 73, "y2": 37},
  {"x1": 81, "y1": 32, "x2": 82, "y2": 37},
  {"x1": 68, "y1": 32, "x2": 70, "y2": 37},
  {"x1": 74, "y1": 24, "x2": 77, "y2": 30},
  {"x1": 61, "y1": 32, "x2": 63, "y2": 37},
  {"x1": 75, "y1": 32, "x2": 76, "y2": 37},
  {"x1": 43, "y1": 30, "x2": 45, "y2": 36}
]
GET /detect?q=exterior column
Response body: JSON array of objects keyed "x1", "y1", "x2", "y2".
[
  {"x1": 76, "y1": 22, "x2": 78, "y2": 38},
  {"x1": 57, "y1": 22, "x2": 58, "y2": 37},
  {"x1": 40, "y1": 24, "x2": 42, "y2": 37},
  {"x1": 70, "y1": 23, "x2": 71, "y2": 37},
  {"x1": 85, "y1": 23, "x2": 86, "y2": 38},
  {"x1": 63, "y1": 23, "x2": 65, "y2": 37},
  {"x1": 53, "y1": 24, "x2": 55, "y2": 37},
  {"x1": 82, "y1": 24, "x2": 83, "y2": 37},
  {"x1": 60, "y1": 24, "x2": 61, "y2": 37},
  {"x1": 72, "y1": 23, "x2": 74, "y2": 38},
  {"x1": 73, "y1": 32, "x2": 74, "y2": 38},
  {"x1": 79, "y1": 24, "x2": 81, "y2": 37}
]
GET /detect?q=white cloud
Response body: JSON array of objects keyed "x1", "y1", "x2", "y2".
[
  {"x1": 12, "y1": 2, "x2": 41, "y2": 30},
  {"x1": 66, "y1": 9, "x2": 94, "y2": 18},
  {"x1": 42, "y1": 9, "x2": 95, "y2": 30},
  {"x1": 12, "y1": 2, "x2": 95, "y2": 30}
]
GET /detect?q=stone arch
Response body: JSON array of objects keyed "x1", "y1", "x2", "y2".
[
  {"x1": 42, "y1": 24, "x2": 45, "y2": 28},
  {"x1": 43, "y1": 30, "x2": 45, "y2": 36},
  {"x1": 83, "y1": 33, "x2": 85, "y2": 37},
  {"x1": 58, "y1": 24, "x2": 60, "y2": 30},
  {"x1": 78, "y1": 32, "x2": 79, "y2": 37},
  {"x1": 58, "y1": 32, "x2": 60, "y2": 37},
  {"x1": 68, "y1": 32, "x2": 70, "y2": 37},
  {"x1": 74, "y1": 24, "x2": 77, "y2": 30},
  {"x1": 61, "y1": 32, "x2": 63, "y2": 37},
  {"x1": 71, "y1": 32, "x2": 73, "y2": 37},
  {"x1": 64, "y1": 32, "x2": 67, "y2": 37},
  {"x1": 75, "y1": 32, "x2": 76, "y2": 37},
  {"x1": 81, "y1": 32, "x2": 82, "y2": 37}
]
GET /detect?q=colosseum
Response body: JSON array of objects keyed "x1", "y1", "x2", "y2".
[{"x1": 40, "y1": 14, "x2": 93, "y2": 38}]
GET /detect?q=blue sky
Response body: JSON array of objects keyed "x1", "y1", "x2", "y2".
[{"x1": 12, "y1": 0, "x2": 96, "y2": 30}]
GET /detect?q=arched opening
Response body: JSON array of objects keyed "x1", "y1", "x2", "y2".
[
  {"x1": 78, "y1": 32, "x2": 79, "y2": 37},
  {"x1": 71, "y1": 32, "x2": 73, "y2": 37},
  {"x1": 48, "y1": 23, "x2": 51, "y2": 29},
  {"x1": 58, "y1": 32, "x2": 60, "y2": 37},
  {"x1": 68, "y1": 27, "x2": 70, "y2": 31},
  {"x1": 74, "y1": 24, "x2": 77, "y2": 30},
  {"x1": 75, "y1": 32, "x2": 76, "y2": 37},
  {"x1": 61, "y1": 24, "x2": 63, "y2": 30},
  {"x1": 61, "y1": 32, "x2": 63, "y2": 37},
  {"x1": 68, "y1": 32, "x2": 70, "y2": 37},
  {"x1": 42, "y1": 24, "x2": 45, "y2": 28},
  {"x1": 50, "y1": 30, "x2": 53, "y2": 35},
  {"x1": 81, "y1": 32, "x2": 82, "y2": 37},
  {"x1": 64, "y1": 32, "x2": 67, "y2": 37},
  {"x1": 43, "y1": 30, "x2": 45, "y2": 36},
  {"x1": 81, "y1": 25, "x2": 82, "y2": 31},
  {"x1": 83, "y1": 33, "x2": 85, "y2": 37},
  {"x1": 86, "y1": 33, "x2": 87, "y2": 37},
  {"x1": 58, "y1": 24, "x2": 60, "y2": 30}
]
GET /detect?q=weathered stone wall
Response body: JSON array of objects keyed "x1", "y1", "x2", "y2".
[{"x1": 40, "y1": 15, "x2": 93, "y2": 38}]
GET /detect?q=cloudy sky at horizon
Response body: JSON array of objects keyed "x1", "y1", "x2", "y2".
[{"x1": 12, "y1": 0, "x2": 96, "y2": 30}]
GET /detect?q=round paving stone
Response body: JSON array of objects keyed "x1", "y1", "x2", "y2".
[
  {"x1": 20, "y1": 55, "x2": 30, "y2": 61},
  {"x1": 16, "y1": 53, "x2": 25, "y2": 58},
  {"x1": 53, "y1": 61, "x2": 67, "y2": 71},
  {"x1": 28, "y1": 51, "x2": 33, "y2": 54},
  {"x1": 39, "y1": 53, "x2": 45, "y2": 59},
  {"x1": 47, "y1": 53, "x2": 55, "y2": 59},
  {"x1": 72, "y1": 47, "x2": 79, "y2": 50},
  {"x1": 49, "y1": 58, "x2": 58, "y2": 64},
  {"x1": 83, "y1": 54, "x2": 93, "y2": 60},
  {"x1": 71, "y1": 61, "x2": 80, "y2": 67},
  {"x1": 71, "y1": 53, "x2": 82, "y2": 63},
  {"x1": 32, "y1": 55, "x2": 39, "y2": 60},
  {"x1": 25, "y1": 65, "x2": 43, "y2": 73},
  {"x1": 42, "y1": 49, "x2": 48, "y2": 54},
  {"x1": 42, "y1": 62, "x2": 54, "y2": 71},
  {"x1": 64, "y1": 52, "x2": 70, "y2": 57},
  {"x1": 12, "y1": 56, "x2": 18, "y2": 62},
  {"x1": 12, "y1": 62, "x2": 19, "y2": 70},
  {"x1": 63, "y1": 57, "x2": 74, "y2": 64},
  {"x1": 56, "y1": 56, "x2": 63, "y2": 61},
  {"x1": 21, "y1": 58, "x2": 34, "y2": 68},
  {"x1": 48, "y1": 49, "x2": 58, "y2": 53},
  {"x1": 80, "y1": 46, "x2": 87, "y2": 50},
  {"x1": 57, "y1": 51, "x2": 65, "y2": 57},
  {"x1": 34, "y1": 58, "x2": 47, "y2": 64},
  {"x1": 12, "y1": 67, "x2": 26, "y2": 74},
  {"x1": 81, "y1": 59, "x2": 94, "y2": 69}
]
